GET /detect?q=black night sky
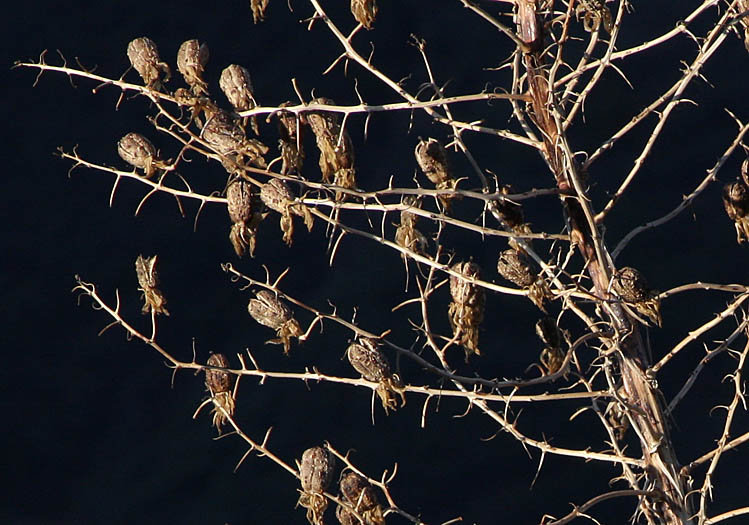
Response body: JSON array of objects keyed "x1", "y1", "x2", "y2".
[{"x1": 5, "y1": 2, "x2": 749, "y2": 524}]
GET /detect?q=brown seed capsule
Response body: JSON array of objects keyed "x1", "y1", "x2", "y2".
[
  {"x1": 338, "y1": 471, "x2": 384, "y2": 525},
  {"x1": 298, "y1": 446, "x2": 335, "y2": 525},
  {"x1": 307, "y1": 97, "x2": 356, "y2": 194},
  {"x1": 248, "y1": 290, "x2": 293, "y2": 330},
  {"x1": 723, "y1": 180, "x2": 749, "y2": 244},
  {"x1": 347, "y1": 339, "x2": 405, "y2": 412},
  {"x1": 497, "y1": 249, "x2": 536, "y2": 288},
  {"x1": 135, "y1": 254, "x2": 169, "y2": 316},
  {"x1": 203, "y1": 353, "x2": 236, "y2": 432},
  {"x1": 118, "y1": 132, "x2": 160, "y2": 178},
  {"x1": 300, "y1": 446, "x2": 335, "y2": 494},
  {"x1": 219, "y1": 64, "x2": 259, "y2": 135},
  {"x1": 347, "y1": 339, "x2": 392, "y2": 383},
  {"x1": 612, "y1": 267, "x2": 662, "y2": 327},
  {"x1": 415, "y1": 138, "x2": 450, "y2": 186},
  {"x1": 248, "y1": 290, "x2": 302, "y2": 354},
  {"x1": 202, "y1": 109, "x2": 268, "y2": 167},
  {"x1": 227, "y1": 179, "x2": 263, "y2": 257},
  {"x1": 395, "y1": 197, "x2": 427, "y2": 255},
  {"x1": 448, "y1": 261, "x2": 484, "y2": 359},
  {"x1": 260, "y1": 179, "x2": 312, "y2": 245},
  {"x1": 351, "y1": 0, "x2": 378, "y2": 29},
  {"x1": 177, "y1": 39, "x2": 209, "y2": 95},
  {"x1": 205, "y1": 353, "x2": 232, "y2": 395},
  {"x1": 127, "y1": 37, "x2": 170, "y2": 89}
]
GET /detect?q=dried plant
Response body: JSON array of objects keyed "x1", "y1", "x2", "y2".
[{"x1": 19, "y1": 2, "x2": 749, "y2": 524}]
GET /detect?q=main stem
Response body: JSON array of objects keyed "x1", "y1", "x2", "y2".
[{"x1": 521, "y1": 40, "x2": 693, "y2": 525}]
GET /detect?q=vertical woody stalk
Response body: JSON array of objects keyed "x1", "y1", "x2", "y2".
[{"x1": 516, "y1": 2, "x2": 691, "y2": 523}]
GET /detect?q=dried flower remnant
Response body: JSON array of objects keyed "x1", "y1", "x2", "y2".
[
  {"x1": 227, "y1": 179, "x2": 264, "y2": 257},
  {"x1": 204, "y1": 353, "x2": 236, "y2": 432},
  {"x1": 497, "y1": 248, "x2": 549, "y2": 311},
  {"x1": 127, "y1": 37, "x2": 170, "y2": 89},
  {"x1": 347, "y1": 338, "x2": 405, "y2": 413},
  {"x1": 135, "y1": 255, "x2": 169, "y2": 316},
  {"x1": 117, "y1": 132, "x2": 165, "y2": 178},
  {"x1": 219, "y1": 64, "x2": 260, "y2": 135},
  {"x1": 276, "y1": 103, "x2": 304, "y2": 174},
  {"x1": 448, "y1": 261, "x2": 485, "y2": 360},
  {"x1": 338, "y1": 471, "x2": 385, "y2": 525},
  {"x1": 723, "y1": 163, "x2": 749, "y2": 244},
  {"x1": 394, "y1": 197, "x2": 428, "y2": 255},
  {"x1": 605, "y1": 387, "x2": 630, "y2": 441},
  {"x1": 351, "y1": 0, "x2": 378, "y2": 29},
  {"x1": 335, "y1": 504, "x2": 357, "y2": 525},
  {"x1": 535, "y1": 317, "x2": 565, "y2": 375},
  {"x1": 202, "y1": 109, "x2": 268, "y2": 168},
  {"x1": 306, "y1": 97, "x2": 356, "y2": 196},
  {"x1": 176, "y1": 39, "x2": 209, "y2": 95},
  {"x1": 575, "y1": 0, "x2": 613, "y2": 33},
  {"x1": 414, "y1": 138, "x2": 457, "y2": 211},
  {"x1": 248, "y1": 290, "x2": 302, "y2": 354},
  {"x1": 250, "y1": 0, "x2": 270, "y2": 23},
  {"x1": 260, "y1": 178, "x2": 313, "y2": 246},
  {"x1": 298, "y1": 446, "x2": 335, "y2": 525},
  {"x1": 612, "y1": 267, "x2": 662, "y2": 327}
]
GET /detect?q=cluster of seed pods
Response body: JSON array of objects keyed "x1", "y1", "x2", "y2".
[
  {"x1": 247, "y1": 290, "x2": 303, "y2": 354},
  {"x1": 135, "y1": 254, "x2": 169, "y2": 316},
  {"x1": 296, "y1": 446, "x2": 385, "y2": 525},
  {"x1": 203, "y1": 353, "x2": 236, "y2": 432},
  {"x1": 414, "y1": 138, "x2": 457, "y2": 211},
  {"x1": 346, "y1": 338, "x2": 405, "y2": 413},
  {"x1": 722, "y1": 159, "x2": 749, "y2": 244},
  {"x1": 611, "y1": 266, "x2": 662, "y2": 327},
  {"x1": 497, "y1": 248, "x2": 550, "y2": 311},
  {"x1": 448, "y1": 261, "x2": 485, "y2": 360}
]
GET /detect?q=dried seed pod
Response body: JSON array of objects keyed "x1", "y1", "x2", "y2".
[
  {"x1": 612, "y1": 267, "x2": 662, "y2": 327},
  {"x1": 118, "y1": 132, "x2": 163, "y2": 178},
  {"x1": 127, "y1": 37, "x2": 170, "y2": 89},
  {"x1": 351, "y1": 0, "x2": 378, "y2": 29},
  {"x1": 306, "y1": 97, "x2": 356, "y2": 196},
  {"x1": 498, "y1": 249, "x2": 549, "y2": 311},
  {"x1": 219, "y1": 64, "x2": 260, "y2": 135},
  {"x1": 448, "y1": 261, "x2": 485, "y2": 360},
  {"x1": 248, "y1": 290, "x2": 302, "y2": 354},
  {"x1": 605, "y1": 387, "x2": 630, "y2": 440},
  {"x1": 723, "y1": 180, "x2": 749, "y2": 244},
  {"x1": 227, "y1": 179, "x2": 263, "y2": 257},
  {"x1": 338, "y1": 471, "x2": 384, "y2": 525},
  {"x1": 260, "y1": 178, "x2": 313, "y2": 245},
  {"x1": 575, "y1": 0, "x2": 613, "y2": 33},
  {"x1": 204, "y1": 353, "x2": 236, "y2": 432},
  {"x1": 298, "y1": 446, "x2": 335, "y2": 525},
  {"x1": 347, "y1": 338, "x2": 405, "y2": 413},
  {"x1": 540, "y1": 346, "x2": 565, "y2": 375},
  {"x1": 415, "y1": 138, "x2": 457, "y2": 210},
  {"x1": 177, "y1": 39, "x2": 209, "y2": 95},
  {"x1": 202, "y1": 109, "x2": 268, "y2": 168},
  {"x1": 277, "y1": 103, "x2": 304, "y2": 174},
  {"x1": 250, "y1": 0, "x2": 270, "y2": 23},
  {"x1": 135, "y1": 254, "x2": 169, "y2": 316}
]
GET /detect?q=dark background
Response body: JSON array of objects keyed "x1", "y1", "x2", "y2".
[{"x1": 5, "y1": 1, "x2": 748, "y2": 524}]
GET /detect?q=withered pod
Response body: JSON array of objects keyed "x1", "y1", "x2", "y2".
[
  {"x1": 298, "y1": 446, "x2": 336, "y2": 525},
  {"x1": 135, "y1": 254, "x2": 169, "y2": 316},
  {"x1": 204, "y1": 353, "x2": 235, "y2": 431},
  {"x1": 248, "y1": 290, "x2": 302, "y2": 354},
  {"x1": 347, "y1": 339, "x2": 405, "y2": 413},
  {"x1": 176, "y1": 39, "x2": 209, "y2": 94},
  {"x1": 127, "y1": 37, "x2": 170, "y2": 89},
  {"x1": 338, "y1": 471, "x2": 384, "y2": 525}
]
